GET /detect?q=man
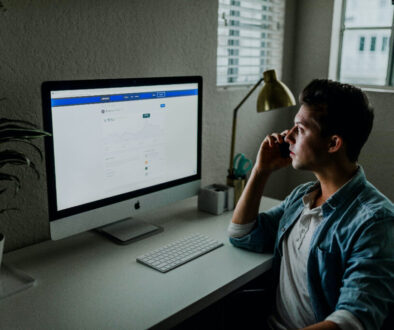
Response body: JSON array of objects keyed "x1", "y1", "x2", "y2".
[{"x1": 228, "y1": 79, "x2": 394, "y2": 330}]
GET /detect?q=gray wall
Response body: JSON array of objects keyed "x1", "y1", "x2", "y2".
[
  {"x1": 0, "y1": 0, "x2": 295, "y2": 251},
  {"x1": 0, "y1": 0, "x2": 392, "y2": 252}
]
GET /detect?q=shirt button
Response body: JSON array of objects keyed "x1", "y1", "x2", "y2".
[{"x1": 281, "y1": 227, "x2": 286, "y2": 232}]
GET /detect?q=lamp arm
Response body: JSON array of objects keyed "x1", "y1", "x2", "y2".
[{"x1": 229, "y1": 77, "x2": 264, "y2": 175}]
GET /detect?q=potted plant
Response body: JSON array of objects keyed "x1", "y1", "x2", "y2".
[{"x1": 0, "y1": 105, "x2": 50, "y2": 268}]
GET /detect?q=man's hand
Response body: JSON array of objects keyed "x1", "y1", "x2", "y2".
[
  {"x1": 231, "y1": 131, "x2": 291, "y2": 225},
  {"x1": 254, "y1": 131, "x2": 292, "y2": 175},
  {"x1": 301, "y1": 320, "x2": 341, "y2": 330}
]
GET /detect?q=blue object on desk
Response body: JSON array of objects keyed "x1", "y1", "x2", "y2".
[{"x1": 233, "y1": 153, "x2": 253, "y2": 177}]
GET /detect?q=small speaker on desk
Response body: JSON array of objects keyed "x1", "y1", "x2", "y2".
[{"x1": 198, "y1": 184, "x2": 234, "y2": 215}]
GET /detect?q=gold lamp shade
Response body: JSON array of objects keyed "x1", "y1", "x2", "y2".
[{"x1": 257, "y1": 70, "x2": 296, "y2": 112}]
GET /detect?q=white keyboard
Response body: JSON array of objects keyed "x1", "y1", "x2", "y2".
[{"x1": 136, "y1": 233, "x2": 224, "y2": 273}]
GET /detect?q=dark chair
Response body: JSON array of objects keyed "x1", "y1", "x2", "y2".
[
  {"x1": 172, "y1": 271, "x2": 273, "y2": 330},
  {"x1": 381, "y1": 304, "x2": 393, "y2": 330},
  {"x1": 219, "y1": 271, "x2": 275, "y2": 329}
]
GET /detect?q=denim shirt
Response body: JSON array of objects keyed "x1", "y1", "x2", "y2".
[{"x1": 229, "y1": 167, "x2": 394, "y2": 330}]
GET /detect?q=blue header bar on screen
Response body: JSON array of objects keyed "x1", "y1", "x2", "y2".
[{"x1": 51, "y1": 89, "x2": 198, "y2": 107}]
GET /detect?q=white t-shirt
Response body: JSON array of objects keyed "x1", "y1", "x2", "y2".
[{"x1": 268, "y1": 189, "x2": 323, "y2": 328}]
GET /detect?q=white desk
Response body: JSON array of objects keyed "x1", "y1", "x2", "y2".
[{"x1": 0, "y1": 196, "x2": 280, "y2": 330}]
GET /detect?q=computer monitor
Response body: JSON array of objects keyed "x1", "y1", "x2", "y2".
[{"x1": 42, "y1": 76, "x2": 202, "y2": 243}]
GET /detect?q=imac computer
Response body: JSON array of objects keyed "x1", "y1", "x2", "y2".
[{"x1": 42, "y1": 76, "x2": 202, "y2": 243}]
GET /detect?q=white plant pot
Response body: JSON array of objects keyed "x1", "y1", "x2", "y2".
[{"x1": 0, "y1": 233, "x2": 4, "y2": 268}]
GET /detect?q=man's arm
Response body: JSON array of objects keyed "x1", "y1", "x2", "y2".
[
  {"x1": 231, "y1": 132, "x2": 291, "y2": 225},
  {"x1": 302, "y1": 320, "x2": 340, "y2": 330},
  {"x1": 231, "y1": 168, "x2": 270, "y2": 224},
  {"x1": 333, "y1": 217, "x2": 394, "y2": 330}
]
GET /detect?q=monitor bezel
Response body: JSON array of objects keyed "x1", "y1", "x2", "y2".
[{"x1": 42, "y1": 76, "x2": 202, "y2": 222}]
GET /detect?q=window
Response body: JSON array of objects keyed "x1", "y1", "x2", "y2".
[
  {"x1": 359, "y1": 36, "x2": 365, "y2": 51},
  {"x1": 337, "y1": 0, "x2": 394, "y2": 86},
  {"x1": 382, "y1": 36, "x2": 389, "y2": 51},
  {"x1": 217, "y1": 0, "x2": 286, "y2": 86},
  {"x1": 370, "y1": 36, "x2": 377, "y2": 52}
]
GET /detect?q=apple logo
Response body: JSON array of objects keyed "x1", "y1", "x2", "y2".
[{"x1": 134, "y1": 201, "x2": 141, "y2": 210}]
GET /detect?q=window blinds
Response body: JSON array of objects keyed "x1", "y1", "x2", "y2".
[{"x1": 217, "y1": 0, "x2": 285, "y2": 86}]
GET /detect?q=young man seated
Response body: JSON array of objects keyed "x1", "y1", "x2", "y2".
[{"x1": 228, "y1": 79, "x2": 394, "y2": 330}]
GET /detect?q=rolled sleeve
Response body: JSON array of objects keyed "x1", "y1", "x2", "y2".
[
  {"x1": 229, "y1": 183, "x2": 312, "y2": 253},
  {"x1": 325, "y1": 309, "x2": 363, "y2": 330},
  {"x1": 227, "y1": 221, "x2": 256, "y2": 238},
  {"x1": 229, "y1": 201, "x2": 285, "y2": 253}
]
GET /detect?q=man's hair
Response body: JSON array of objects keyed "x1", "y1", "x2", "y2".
[{"x1": 299, "y1": 79, "x2": 374, "y2": 162}]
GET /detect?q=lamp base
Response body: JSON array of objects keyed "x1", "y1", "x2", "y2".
[{"x1": 227, "y1": 175, "x2": 246, "y2": 206}]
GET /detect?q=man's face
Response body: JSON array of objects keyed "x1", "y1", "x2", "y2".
[{"x1": 285, "y1": 104, "x2": 330, "y2": 171}]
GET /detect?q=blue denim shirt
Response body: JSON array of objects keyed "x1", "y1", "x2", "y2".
[{"x1": 229, "y1": 167, "x2": 394, "y2": 330}]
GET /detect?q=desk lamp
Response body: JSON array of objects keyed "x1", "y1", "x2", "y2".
[{"x1": 227, "y1": 69, "x2": 296, "y2": 204}]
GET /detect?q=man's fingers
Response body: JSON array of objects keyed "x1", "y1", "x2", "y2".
[
  {"x1": 257, "y1": 132, "x2": 292, "y2": 173},
  {"x1": 263, "y1": 134, "x2": 274, "y2": 147},
  {"x1": 280, "y1": 129, "x2": 289, "y2": 136},
  {"x1": 271, "y1": 133, "x2": 284, "y2": 143},
  {"x1": 265, "y1": 133, "x2": 285, "y2": 146}
]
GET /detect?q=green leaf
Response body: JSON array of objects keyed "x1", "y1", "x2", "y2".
[
  {"x1": 0, "y1": 172, "x2": 21, "y2": 195},
  {"x1": 0, "y1": 138, "x2": 44, "y2": 160},
  {"x1": 0, "y1": 150, "x2": 39, "y2": 178},
  {"x1": 0, "y1": 118, "x2": 51, "y2": 144},
  {"x1": 0, "y1": 128, "x2": 50, "y2": 141},
  {"x1": 0, "y1": 117, "x2": 38, "y2": 129}
]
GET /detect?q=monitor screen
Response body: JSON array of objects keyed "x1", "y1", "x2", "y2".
[{"x1": 42, "y1": 76, "x2": 202, "y2": 241}]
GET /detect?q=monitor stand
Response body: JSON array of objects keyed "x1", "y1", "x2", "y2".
[{"x1": 96, "y1": 218, "x2": 162, "y2": 245}]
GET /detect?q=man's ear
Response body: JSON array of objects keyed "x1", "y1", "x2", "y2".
[{"x1": 328, "y1": 135, "x2": 343, "y2": 154}]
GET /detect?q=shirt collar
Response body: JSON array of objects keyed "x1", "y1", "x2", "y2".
[
  {"x1": 302, "y1": 187, "x2": 323, "y2": 217},
  {"x1": 302, "y1": 188, "x2": 320, "y2": 208},
  {"x1": 305, "y1": 165, "x2": 366, "y2": 212}
]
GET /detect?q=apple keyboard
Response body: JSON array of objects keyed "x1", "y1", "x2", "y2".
[{"x1": 136, "y1": 233, "x2": 224, "y2": 273}]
